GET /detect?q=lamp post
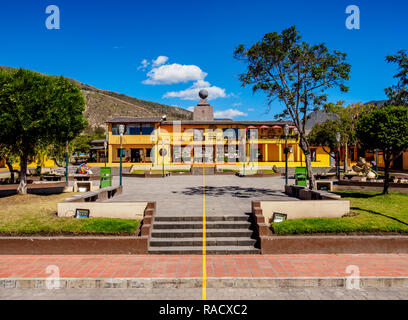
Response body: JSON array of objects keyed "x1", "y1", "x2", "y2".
[
  {"x1": 336, "y1": 132, "x2": 341, "y2": 180},
  {"x1": 104, "y1": 133, "x2": 108, "y2": 167},
  {"x1": 119, "y1": 124, "x2": 125, "y2": 186},
  {"x1": 161, "y1": 139, "x2": 165, "y2": 178},
  {"x1": 374, "y1": 148, "x2": 379, "y2": 171},
  {"x1": 65, "y1": 141, "x2": 69, "y2": 182},
  {"x1": 284, "y1": 124, "x2": 289, "y2": 185}
]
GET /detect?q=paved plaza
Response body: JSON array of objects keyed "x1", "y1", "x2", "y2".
[
  {"x1": 1, "y1": 254, "x2": 408, "y2": 299},
  {"x1": 2, "y1": 287, "x2": 408, "y2": 300},
  {"x1": 111, "y1": 175, "x2": 296, "y2": 217}
]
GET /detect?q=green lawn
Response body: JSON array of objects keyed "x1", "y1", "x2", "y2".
[
  {"x1": 0, "y1": 193, "x2": 139, "y2": 236},
  {"x1": 271, "y1": 192, "x2": 408, "y2": 235}
]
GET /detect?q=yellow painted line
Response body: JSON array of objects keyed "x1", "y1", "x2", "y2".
[{"x1": 202, "y1": 164, "x2": 207, "y2": 300}]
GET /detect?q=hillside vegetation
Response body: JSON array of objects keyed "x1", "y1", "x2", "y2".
[{"x1": 0, "y1": 65, "x2": 193, "y2": 133}]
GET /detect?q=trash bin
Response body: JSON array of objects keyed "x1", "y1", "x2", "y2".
[
  {"x1": 295, "y1": 167, "x2": 307, "y2": 187},
  {"x1": 100, "y1": 167, "x2": 112, "y2": 189}
]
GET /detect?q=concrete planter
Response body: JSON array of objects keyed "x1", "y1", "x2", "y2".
[
  {"x1": 250, "y1": 201, "x2": 408, "y2": 254},
  {"x1": 0, "y1": 202, "x2": 156, "y2": 255}
]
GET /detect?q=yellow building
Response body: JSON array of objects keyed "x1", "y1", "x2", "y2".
[{"x1": 104, "y1": 93, "x2": 333, "y2": 169}]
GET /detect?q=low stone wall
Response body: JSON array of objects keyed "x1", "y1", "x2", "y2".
[
  {"x1": 123, "y1": 172, "x2": 170, "y2": 178},
  {"x1": 250, "y1": 201, "x2": 408, "y2": 254},
  {"x1": 285, "y1": 184, "x2": 342, "y2": 200},
  {"x1": 57, "y1": 186, "x2": 150, "y2": 220},
  {"x1": 0, "y1": 182, "x2": 68, "y2": 197},
  {"x1": 58, "y1": 202, "x2": 147, "y2": 220},
  {"x1": 334, "y1": 180, "x2": 408, "y2": 193},
  {"x1": 259, "y1": 200, "x2": 349, "y2": 222},
  {"x1": 259, "y1": 235, "x2": 408, "y2": 254},
  {"x1": 64, "y1": 185, "x2": 123, "y2": 202}
]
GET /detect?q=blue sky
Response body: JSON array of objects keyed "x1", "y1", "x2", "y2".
[{"x1": 0, "y1": 0, "x2": 407, "y2": 120}]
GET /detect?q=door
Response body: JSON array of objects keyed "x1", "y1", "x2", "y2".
[{"x1": 131, "y1": 149, "x2": 141, "y2": 163}]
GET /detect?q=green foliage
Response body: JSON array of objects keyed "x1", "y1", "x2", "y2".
[
  {"x1": 356, "y1": 106, "x2": 408, "y2": 155},
  {"x1": 308, "y1": 119, "x2": 340, "y2": 155},
  {"x1": 234, "y1": 26, "x2": 351, "y2": 189},
  {"x1": 0, "y1": 68, "x2": 87, "y2": 191},
  {"x1": 271, "y1": 192, "x2": 408, "y2": 234},
  {"x1": 0, "y1": 68, "x2": 87, "y2": 157},
  {"x1": 308, "y1": 102, "x2": 376, "y2": 156},
  {"x1": 356, "y1": 106, "x2": 408, "y2": 193},
  {"x1": 234, "y1": 26, "x2": 350, "y2": 125},
  {"x1": 385, "y1": 50, "x2": 408, "y2": 106},
  {"x1": 70, "y1": 134, "x2": 104, "y2": 155}
]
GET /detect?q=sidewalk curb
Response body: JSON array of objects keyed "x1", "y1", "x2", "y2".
[{"x1": 1, "y1": 277, "x2": 408, "y2": 289}]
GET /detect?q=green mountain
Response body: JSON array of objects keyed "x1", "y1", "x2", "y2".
[{"x1": 0, "y1": 66, "x2": 193, "y2": 133}]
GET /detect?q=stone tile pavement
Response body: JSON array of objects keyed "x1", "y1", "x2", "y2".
[
  {"x1": 1, "y1": 254, "x2": 407, "y2": 279},
  {"x1": 110, "y1": 175, "x2": 296, "y2": 216}
]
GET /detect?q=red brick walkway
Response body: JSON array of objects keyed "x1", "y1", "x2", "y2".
[{"x1": 0, "y1": 254, "x2": 407, "y2": 279}]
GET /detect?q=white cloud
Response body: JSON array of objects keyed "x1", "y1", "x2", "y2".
[
  {"x1": 142, "y1": 63, "x2": 207, "y2": 85},
  {"x1": 214, "y1": 109, "x2": 248, "y2": 119},
  {"x1": 152, "y1": 56, "x2": 169, "y2": 66},
  {"x1": 186, "y1": 106, "x2": 195, "y2": 112},
  {"x1": 248, "y1": 108, "x2": 255, "y2": 111},
  {"x1": 163, "y1": 80, "x2": 226, "y2": 100},
  {"x1": 232, "y1": 102, "x2": 242, "y2": 107},
  {"x1": 138, "y1": 59, "x2": 150, "y2": 70}
]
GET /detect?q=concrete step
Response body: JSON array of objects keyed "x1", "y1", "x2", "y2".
[
  {"x1": 148, "y1": 246, "x2": 260, "y2": 254},
  {"x1": 152, "y1": 221, "x2": 252, "y2": 230},
  {"x1": 150, "y1": 229, "x2": 254, "y2": 238},
  {"x1": 149, "y1": 237, "x2": 257, "y2": 247},
  {"x1": 154, "y1": 215, "x2": 249, "y2": 222}
]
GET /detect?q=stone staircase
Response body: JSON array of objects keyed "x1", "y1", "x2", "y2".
[{"x1": 148, "y1": 215, "x2": 260, "y2": 254}]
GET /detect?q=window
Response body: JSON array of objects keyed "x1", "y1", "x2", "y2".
[
  {"x1": 223, "y1": 128, "x2": 239, "y2": 139},
  {"x1": 311, "y1": 149, "x2": 317, "y2": 162},
  {"x1": 112, "y1": 124, "x2": 123, "y2": 135},
  {"x1": 146, "y1": 148, "x2": 151, "y2": 158},
  {"x1": 193, "y1": 129, "x2": 203, "y2": 141},
  {"x1": 127, "y1": 124, "x2": 140, "y2": 135},
  {"x1": 141, "y1": 124, "x2": 154, "y2": 135},
  {"x1": 117, "y1": 149, "x2": 125, "y2": 157}
]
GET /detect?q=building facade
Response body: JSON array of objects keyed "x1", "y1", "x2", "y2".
[{"x1": 105, "y1": 94, "x2": 336, "y2": 168}]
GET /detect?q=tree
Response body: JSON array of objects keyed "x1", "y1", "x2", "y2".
[
  {"x1": 323, "y1": 102, "x2": 375, "y2": 172},
  {"x1": 385, "y1": 50, "x2": 408, "y2": 106},
  {"x1": 307, "y1": 119, "x2": 341, "y2": 168},
  {"x1": 0, "y1": 69, "x2": 87, "y2": 194},
  {"x1": 356, "y1": 106, "x2": 408, "y2": 194},
  {"x1": 234, "y1": 26, "x2": 350, "y2": 189}
]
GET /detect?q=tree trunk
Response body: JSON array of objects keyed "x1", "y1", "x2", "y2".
[
  {"x1": 383, "y1": 155, "x2": 390, "y2": 195},
  {"x1": 5, "y1": 160, "x2": 14, "y2": 184},
  {"x1": 17, "y1": 156, "x2": 28, "y2": 195},
  {"x1": 299, "y1": 137, "x2": 315, "y2": 190}
]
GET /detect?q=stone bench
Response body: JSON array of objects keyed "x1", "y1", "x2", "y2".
[
  {"x1": 73, "y1": 181, "x2": 92, "y2": 192},
  {"x1": 65, "y1": 185, "x2": 123, "y2": 203},
  {"x1": 316, "y1": 180, "x2": 334, "y2": 191}
]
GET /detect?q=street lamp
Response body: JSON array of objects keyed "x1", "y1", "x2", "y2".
[
  {"x1": 65, "y1": 141, "x2": 69, "y2": 182},
  {"x1": 284, "y1": 124, "x2": 289, "y2": 185},
  {"x1": 118, "y1": 124, "x2": 125, "y2": 186},
  {"x1": 374, "y1": 148, "x2": 379, "y2": 171},
  {"x1": 104, "y1": 133, "x2": 108, "y2": 167},
  {"x1": 336, "y1": 131, "x2": 341, "y2": 180},
  {"x1": 161, "y1": 139, "x2": 167, "y2": 178}
]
